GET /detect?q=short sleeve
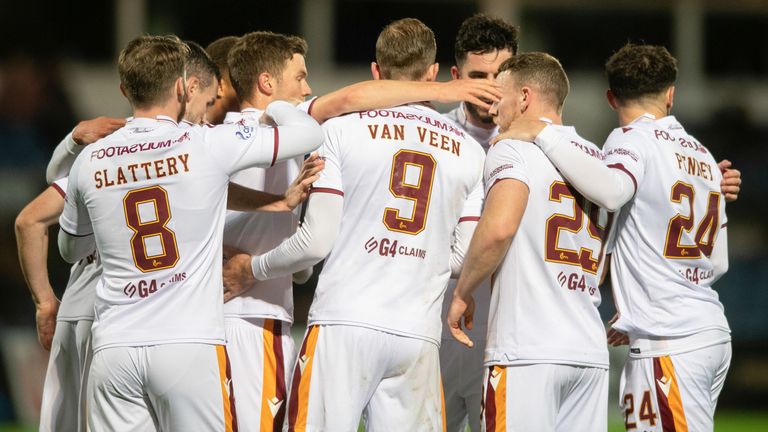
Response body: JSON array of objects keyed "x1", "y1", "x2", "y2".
[
  {"x1": 459, "y1": 173, "x2": 484, "y2": 222},
  {"x1": 603, "y1": 128, "x2": 647, "y2": 192},
  {"x1": 310, "y1": 122, "x2": 344, "y2": 195},
  {"x1": 484, "y1": 140, "x2": 529, "y2": 195},
  {"x1": 202, "y1": 123, "x2": 278, "y2": 175},
  {"x1": 297, "y1": 97, "x2": 319, "y2": 116},
  {"x1": 59, "y1": 158, "x2": 93, "y2": 237}
]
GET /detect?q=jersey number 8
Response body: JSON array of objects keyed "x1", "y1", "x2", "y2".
[{"x1": 123, "y1": 186, "x2": 180, "y2": 272}]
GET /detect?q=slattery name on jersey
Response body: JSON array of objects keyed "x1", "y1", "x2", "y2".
[{"x1": 91, "y1": 131, "x2": 193, "y2": 189}]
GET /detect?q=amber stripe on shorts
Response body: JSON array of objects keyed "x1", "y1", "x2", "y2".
[
  {"x1": 259, "y1": 319, "x2": 287, "y2": 431},
  {"x1": 484, "y1": 365, "x2": 507, "y2": 432},
  {"x1": 653, "y1": 356, "x2": 688, "y2": 432},
  {"x1": 440, "y1": 378, "x2": 447, "y2": 432},
  {"x1": 216, "y1": 345, "x2": 239, "y2": 432},
  {"x1": 287, "y1": 325, "x2": 320, "y2": 432}
]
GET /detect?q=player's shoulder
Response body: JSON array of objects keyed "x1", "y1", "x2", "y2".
[{"x1": 488, "y1": 138, "x2": 537, "y2": 161}]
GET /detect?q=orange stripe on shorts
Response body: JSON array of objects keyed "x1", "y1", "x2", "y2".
[
  {"x1": 259, "y1": 319, "x2": 278, "y2": 431},
  {"x1": 288, "y1": 325, "x2": 320, "y2": 432},
  {"x1": 659, "y1": 356, "x2": 688, "y2": 432},
  {"x1": 216, "y1": 345, "x2": 238, "y2": 432}
]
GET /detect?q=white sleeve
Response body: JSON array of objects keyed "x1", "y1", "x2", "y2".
[
  {"x1": 534, "y1": 125, "x2": 637, "y2": 212},
  {"x1": 449, "y1": 220, "x2": 478, "y2": 278},
  {"x1": 484, "y1": 140, "x2": 530, "y2": 194},
  {"x1": 711, "y1": 223, "x2": 729, "y2": 283},
  {"x1": 46, "y1": 131, "x2": 81, "y2": 184},
  {"x1": 57, "y1": 158, "x2": 95, "y2": 263},
  {"x1": 251, "y1": 191, "x2": 343, "y2": 280},
  {"x1": 207, "y1": 101, "x2": 323, "y2": 175}
]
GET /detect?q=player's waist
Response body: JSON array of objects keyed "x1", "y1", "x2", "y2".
[
  {"x1": 308, "y1": 318, "x2": 440, "y2": 347},
  {"x1": 628, "y1": 328, "x2": 731, "y2": 358}
]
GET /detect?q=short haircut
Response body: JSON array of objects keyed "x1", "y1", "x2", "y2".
[
  {"x1": 118, "y1": 35, "x2": 189, "y2": 109},
  {"x1": 205, "y1": 36, "x2": 240, "y2": 75},
  {"x1": 228, "y1": 31, "x2": 308, "y2": 101},
  {"x1": 605, "y1": 43, "x2": 678, "y2": 101},
  {"x1": 454, "y1": 14, "x2": 519, "y2": 66},
  {"x1": 376, "y1": 18, "x2": 436, "y2": 80},
  {"x1": 498, "y1": 52, "x2": 570, "y2": 110},
  {"x1": 185, "y1": 40, "x2": 220, "y2": 88}
]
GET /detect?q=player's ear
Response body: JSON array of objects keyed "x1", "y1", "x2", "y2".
[
  {"x1": 666, "y1": 86, "x2": 675, "y2": 113},
  {"x1": 606, "y1": 89, "x2": 620, "y2": 110},
  {"x1": 257, "y1": 72, "x2": 273, "y2": 96},
  {"x1": 371, "y1": 62, "x2": 382, "y2": 80},
  {"x1": 175, "y1": 76, "x2": 186, "y2": 103},
  {"x1": 186, "y1": 76, "x2": 200, "y2": 96},
  {"x1": 520, "y1": 86, "x2": 531, "y2": 113},
  {"x1": 119, "y1": 83, "x2": 128, "y2": 98},
  {"x1": 425, "y1": 63, "x2": 439, "y2": 82},
  {"x1": 450, "y1": 65, "x2": 460, "y2": 80}
]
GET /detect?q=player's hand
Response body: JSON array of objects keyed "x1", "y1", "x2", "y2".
[
  {"x1": 72, "y1": 117, "x2": 126, "y2": 146},
  {"x1": 446, "y1": 293, "x2": 476, "y2": 348},
  {"x1": 284, "y1": 154, "x2": 325, "y2": 210},
  {"x1": 718, "y1": 159, "x2": 741, "y2": 202},
  {"x1": 606, "y1": 313, "x2": 629, "y2": 347},
  {"x1": 222, "y1": 247, "x2": 255, "y2": 302},
  {"x1": 436, "y1": 79, "x2": 502, "y2": 111},
  {"x1": 35, "y1": 298, "x2": 59, "y2": 351},
  {"x1": 490, "y1": 118, "x2": 549, "y2": 145}
]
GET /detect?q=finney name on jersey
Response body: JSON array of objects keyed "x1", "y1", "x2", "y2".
[{"x1": 93, "y1": 153, "x2": 190, "y2": 189}]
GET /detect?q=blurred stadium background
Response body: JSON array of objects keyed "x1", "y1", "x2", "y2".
[{"x1": 0, "y1": 0, "x2": 766, "y2": 430}]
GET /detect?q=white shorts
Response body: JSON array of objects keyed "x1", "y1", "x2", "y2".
[
  {"x1": 440, "y1": 338, "x2": 485, "y2": 432},
  {"x1": 39, "y1": 319, "x2": 93, "y2": 432},
  {"x1": 225, "y1": 317, "x2": 296, "y2": 432},
  {"x1": 619, "y1": 341, "x2": 731, "y2": 432},
  {"x1": 482, "y1": 363, "x2": 608, "y2": 432},
  {"x1": 88, "y1": 343, "x2": 236, "y2": 431},
  {"x1": 285, "y1": 324, "x2": 445, "y2": 432}
]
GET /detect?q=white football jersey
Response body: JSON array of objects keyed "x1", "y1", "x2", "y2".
[
  {"x1": 604, "y1": 114, "x2": 730, "y2": 338},
  {"x1": 308, "y1": 104, "x2": 485, "y2": 345},
  {"x1": 440, "y1": 104, "x2": 494, "y2": 341},
  {"x1": 222, "y1": 108, "x2": 301, "y2": 321},
  {"x1": 60, "y1": 115, "x2": 285, "y2": 351},
  {"x1": 484, "y1": 125, "x2": 611, "y2": 368},
  {"x1": 51, "y1": 177, "x2": 100, "y2": 321}
]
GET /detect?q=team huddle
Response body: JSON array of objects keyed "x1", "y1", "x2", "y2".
[{"x1": 14, "y1": 13, "x2": 741, "y2": 432}]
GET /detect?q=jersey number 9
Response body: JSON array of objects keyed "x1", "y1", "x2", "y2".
[{"x1": 383, "y1": 150, "x2": 436, "y2": 235}]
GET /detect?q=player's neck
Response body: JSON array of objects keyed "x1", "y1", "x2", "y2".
[
  {"x1": 615, "y1": 102, "x2": 668, "y2": 126},
  {"x1": 523, "y1": 107, "x2": 562, "y2": 125},
  {"x1": 133, "y1": 101, "x2": 183, "y2": 123}
]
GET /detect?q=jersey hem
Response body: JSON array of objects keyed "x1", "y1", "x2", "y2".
[{"x1": 309, "y1": 319, "x2": 440, "y2": 347}]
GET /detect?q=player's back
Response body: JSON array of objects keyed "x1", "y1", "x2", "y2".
[
  {"x1": 484, "y1": 125, "x2": 611, "y2": 368},
  {"x1": 605, "y1": 115, "x2": 729, "y2": 338},
  {"x1": 64, "y1": 115, "x2": 278, "y2": 350},
  {"x1": 309, "y1": 104, "x2": 485, "y2": 344}
]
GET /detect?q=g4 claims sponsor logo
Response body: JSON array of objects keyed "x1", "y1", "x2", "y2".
[{"x1": 364, "y1": 236, "x2": 426, "y2": 259}]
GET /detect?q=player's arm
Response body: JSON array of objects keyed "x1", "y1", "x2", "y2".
[
  {"x1": 226, "y1": 154, "x2": 324, "y2": 212},
  {"x1": 46, "y1": 117, "x2": 126, "y2": 183},
  {"x1": 493, "y1": 119, "x2": 636, "y2": 212},
  {"x1": 718, "y1": 159, "x2": 741, "y2": 202},
  {"x1": 449, "y1": 221, "x2": 478, "y2": 278},
  {"x1": 308, "y1": 79, "x2": 502, "y2": 123},
  {"x1": 710, "y1": 225, "x2": 729, "y2": 282},
  {"x1": 214, "y1": 101, "x2": 322, "y2": 174},
  {"x1": 15, "y1": 186, "x2": 65, "y2": 350},
  {"x1": 222, "y1": 191, "x2": 342, "y2": 301},
  {"x1": 57, "y1": 163, "x2": 96, "y2": 263},
  {"x1": 448, "y1": 179, "x2": 529, "y2": 347}
]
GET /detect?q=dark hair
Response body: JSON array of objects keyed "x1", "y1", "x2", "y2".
[
  {"x1": 205, "y1": 36, "x2": 240, "y2": 75},
  {"x1": 185, "y1": 40, "x2": 220, "y2": 89},
  {"x1": 376, "y1": 18, "x2": 436, "y2": 80},
  {"x1": 228, "y1": 31, "x2": 308, "y2": 101},
  {"x1": 118, "y1": 35, "x2": 189, "y2": 109},
  {"x1": 605, "y1": 43, "x2": 678, "y2": 101},
  {"x1": 498, "y1": 52, "x2": 569, "y2": 110},
  {"x1": 454, "y1": 14, "x2": 519, "y2": 66}
]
